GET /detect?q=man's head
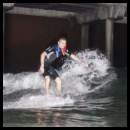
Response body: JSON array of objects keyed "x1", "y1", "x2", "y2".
[{"x1": 58, "y1": 37, "x2": 67, "y2": 49}]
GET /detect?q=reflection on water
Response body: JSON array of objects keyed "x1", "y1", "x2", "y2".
[
  {"x1": 3, "y1": 93, "x2": 127, "y2": 127},
  {"x1": 36, "y1": 110, "x2": 64, "y2": 127}
]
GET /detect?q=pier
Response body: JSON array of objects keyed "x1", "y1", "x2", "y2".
[{"x1": 3, "y1": 3, "x2": 127, "y2": 72}]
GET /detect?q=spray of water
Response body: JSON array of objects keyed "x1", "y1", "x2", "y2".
[{"x1": 3, "y1": 49, "x2": 117, "y2": 109}]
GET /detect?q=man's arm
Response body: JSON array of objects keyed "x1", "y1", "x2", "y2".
[
  {"x1": 39, "y1": 51, "x2": 47, "y2": 73},
  {"x1": 70, "y1": 54, "x2": 81, "y2": 64},
  {"x1": 65, "y1": 50, "x2": 81, "y2": 64}
]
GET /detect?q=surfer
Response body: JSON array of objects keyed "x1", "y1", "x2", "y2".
[{"x1": 39, "y1": 37, "x2": 81, "y2": 96}]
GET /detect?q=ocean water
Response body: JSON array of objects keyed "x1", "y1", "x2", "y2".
[{"x1": 3, "y1": 50, "x2": 127, "y2": 127}]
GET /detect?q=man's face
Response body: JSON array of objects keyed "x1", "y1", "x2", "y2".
[{"x1": 58, "y1": 39, "x2": 67, "y2": 49}]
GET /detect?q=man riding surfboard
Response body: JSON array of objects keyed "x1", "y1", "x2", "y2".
[{"x1": 39, "y1": 37, "x2": 81, "y2": 96}]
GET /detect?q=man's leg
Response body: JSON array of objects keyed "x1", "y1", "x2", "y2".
[
  {"x1": 44, "y1": 76, "x2": 51, "y2": 95},
  {"x1": 55, "y1": 77, "x2": 62, "y2": 96}
]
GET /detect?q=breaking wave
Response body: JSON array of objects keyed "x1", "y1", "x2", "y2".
[{"x1": 3, "y1": 49, "x2": 117, "y2": 109}]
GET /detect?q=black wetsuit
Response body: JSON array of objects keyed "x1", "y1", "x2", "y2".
[{"x1": 43, "y1": 43, "x2": 71, "y2": 79}]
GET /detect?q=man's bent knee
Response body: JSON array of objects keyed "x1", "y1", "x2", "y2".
[
  {"x1": 45, "y1": 76, "x2": 50, "y2": 80},
  {"x1": 55, "y1": 77, "x2": 61, "y2": 83}
]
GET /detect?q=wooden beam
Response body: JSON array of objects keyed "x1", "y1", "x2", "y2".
[
  {"x1": 105, "y1": 19, "x2": 114, "y2": 63},
  {"x1": 6, "y1": 7, "x2": 77, "y2": 18},
  {"x1": 81, "y1": 24, "x2": 89, "y2": 49}
]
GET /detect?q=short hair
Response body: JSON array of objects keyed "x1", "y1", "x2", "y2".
[{"x1": 58, "y1": 37, "x2": 67, "y2": 42}]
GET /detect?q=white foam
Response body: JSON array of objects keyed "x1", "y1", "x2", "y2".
[
  {"x1": 3, "y1": 49, "x2": 116, "y2": 109},
  {"x1": 4, "y1": 95, "x2": 74, "y2": 109}
]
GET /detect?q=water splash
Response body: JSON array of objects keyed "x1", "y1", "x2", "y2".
[{"x1": 3, "y1": 49, "x2": 117, "y2": 109}]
